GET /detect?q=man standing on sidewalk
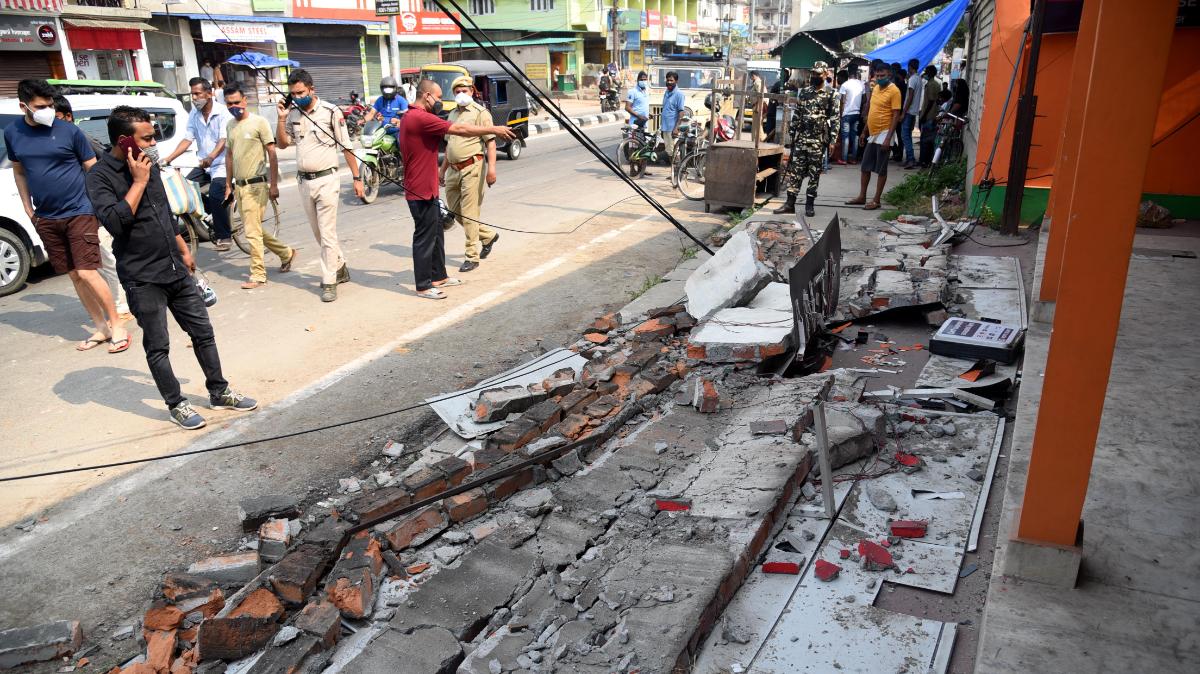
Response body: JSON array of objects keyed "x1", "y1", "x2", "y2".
[
  {"x1": 163, "y1": 77, "x2": 233, "y2": 251},
  {"x1": 918, "y1": 66, "x2": 943, "y2": 168},
  {"x1": 275, "y1": 69, "x2": 364, "y2": 303},
  {"x1": 401, "y1": 79, "x2": 515, "y2": 299},
  {"x1": 439, "y1": 76, "x2": 499, "y2": 273},
  {"x1": 848, "y1": 62, "x2": 903, "y2": 210},
  {"x1": 836, "y1": 69, "x2": 864, "y2": 164},
  {"x1": 222, "y1": 82, "x2": 296, "y2": 290},
  {"x1": 900, "y1": 59, "x2": 923, "y2": 169},
  {"x1": 774, "y1": 63, "x2": 837, "y2": 217},
  {"x1": 660, "y1": 71, "x2": 686, "y2": 157},
  {"x1": 86, "y1": 106, "x2": 257, "y2": 430},
  {"x1": 6, "y1": 79, "x2": 129, "y2": 353}
]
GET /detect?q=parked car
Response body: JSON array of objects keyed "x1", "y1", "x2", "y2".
[{"x1": 0, "y1": 91, "x2": 196, "y2": 297}]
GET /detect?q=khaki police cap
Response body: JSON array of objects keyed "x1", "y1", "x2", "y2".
[{"x1": 451, "y1": 75, "x2": 474, "y2": 91}]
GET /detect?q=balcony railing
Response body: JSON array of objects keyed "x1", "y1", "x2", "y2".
[{"x1": 71, "y1": 0, "x2": 136, "y2": 8}]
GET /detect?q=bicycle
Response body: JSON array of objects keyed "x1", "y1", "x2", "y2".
[
  {"x1": 931, "y1": 112, "x2": 966, "y2": 166},
  {"x1": 615, "y1": 125, "x2": 665, "y2": 179},
  {"x1": 669, "y1": 116, "x2": 703, "y2": 189},
  {"x1": 169, "y1": 165, "x2": 281, "y2": 257}
]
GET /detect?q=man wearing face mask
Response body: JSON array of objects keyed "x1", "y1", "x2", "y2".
[
  {"x1": 223, "y1": 82, "x2": 296, "y2": 290},
  {"x1": 660, "y1": 71, "x2": 685, "y2": 159},
  {"x1": 276, "y1": 69, "x2": 365, "y2": 303},
  {"x1": 400, "y1": 79, "x2": 515, "y2": 299},
  {"x1": 86, "y1": 106, "x2": 257, "y2": 430},
  {"x1": 849, "y1": 62, "x2": 903, "y2": 210},
  {"x1": 624, "y1": 71, "x2": 651, "y2": 133},
  {"x1": 774, "y1": 63, "x2": 837, "y2": 217},
  {"x1": 367, "y1": 76, "x2": 409, "y2": 144},
  {"x1": 5, "y1": 79, "x2": 130, "y2": 353},
  {"x1": 163, "y1": 77, "x2": 234, "y2": 251},
  {"x1": 439, "y1": 76, "x2": 499, "y2": 273}
]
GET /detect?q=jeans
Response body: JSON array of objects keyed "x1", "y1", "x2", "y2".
[
  {"x1": 901, "y1": 114, "x2": 917, "y2": 164},
  {"x1": 840, "y1": 114, "x2": 861, "y2": 161},
  {"x1": 124, "y1": 275, "x2": 228, "y2": 409},
  {"x1": 919, "y1": 119, "x2": 937, "y2": 166},
  {"x1": 207, "y1": 174, "x2": 231, "y2": 240},
  {"x1": 409, "y1": 199, "x2": 448, "y2": 291}
]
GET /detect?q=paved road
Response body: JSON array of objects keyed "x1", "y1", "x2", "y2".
[{"x1": 0, "y1": 119, "x2": 724, "y2": 635}]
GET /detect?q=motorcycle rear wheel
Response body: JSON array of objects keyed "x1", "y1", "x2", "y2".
[{"x1": 360, "y1": 163, "x2": 380, "y2": 204}]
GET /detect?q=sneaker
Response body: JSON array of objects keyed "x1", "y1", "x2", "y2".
[
  {"x1": 480, "y1": 233, "x2": 499, "y2": 260},
  {"x1": 459, "y1": 260, "x2": 479, "y2": 273},
  {"x1": 170, "y1": 400, "x2": 207, "y2": 430},
  {"x1": 336, "y1": 264, "x2": 350, "y2": 284},
  {"x1": 280, "y1": 249, "x2": 297, "y2": 273},
  {"x1": 321, "y1": 284, "x2": 337, "y2": 302},
  {"x1": 210, "y1": 387, "x2": 259, "y2": 411},
  {"x1": 214, "y1": 239, "x2": 232, "y2": 252}
]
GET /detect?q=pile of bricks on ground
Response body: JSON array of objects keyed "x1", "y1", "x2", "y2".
[{"x1": 833, "y1": 215, "x2": 954, "y2": 321}]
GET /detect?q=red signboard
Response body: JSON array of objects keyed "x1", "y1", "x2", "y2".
[{"x1": 395, "y1": 11, "x2": 460, "y2": 41}]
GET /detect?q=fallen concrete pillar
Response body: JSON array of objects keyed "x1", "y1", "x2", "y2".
[
  {"x1": 685, "y1": 230, "x2": 775, "y2": 320},
  {"x1": 0, "y1": 621, "x2": 82, "y2": 669}
]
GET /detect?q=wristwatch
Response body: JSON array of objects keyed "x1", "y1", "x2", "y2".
[{"x1": 352, "y1": 175, "x2": 362, "y2": 182}]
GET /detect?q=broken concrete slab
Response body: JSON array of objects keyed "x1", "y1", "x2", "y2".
[
  {"x1": 187, "y1": 552, "x2": 261, "y2": 586},
  {"x1": 340, "y1": 627, "x2": 462, "y2": 674},
  {"x1": 238, "y1": 495, "x2": 301, "y2": 532},
  {"x1": 0, "y1": 620, "x2": 82, "y2": 669},
  {"x1": 685, "y1": 230, "x2": 775, "y2": 320},
  {"x1": 617, "y1": 279, "x2": 688, "y2": 325},
  {"x1": 688, "y1": 306, "x2": 793, "y2": 364}
]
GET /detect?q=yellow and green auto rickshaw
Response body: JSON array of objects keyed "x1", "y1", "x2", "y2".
[{"x1": 419, "y1": 60, "x2": 532, "y2": 160}]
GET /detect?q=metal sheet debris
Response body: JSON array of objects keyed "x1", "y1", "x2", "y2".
[
  {"x1": 968, "y1": 418, "x2": 1006, "y2": 552},
  {"x1": 425, "y1": 349, "x2": 588, "y2": 439}
]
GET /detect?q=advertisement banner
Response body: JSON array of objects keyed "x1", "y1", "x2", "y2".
[
  {"x1": 646, "y1": 10, "x2": 661, "y2": 41},
  {"x1": 393, "y1": 11, "x2": 461, "y2": 42},
  {"x1": 201, "y1": 20, "x2": 286, "y2": 43},
  {"x1": 663, "y1": 14, "x2": 676, "y2": 42},
  {"x1": 623, "y1": 30, "x2": 640, "y2": 51},
  {"x1": 617, "y1": 10, "x2": 641, "y2": 31},
  {"x1": 0, "y1": 15, "x2": 59, "y2": 51}
]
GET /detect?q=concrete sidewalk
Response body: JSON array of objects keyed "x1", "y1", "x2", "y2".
[{"x1": 975, "y1": 223, "x2": 1200, "y2": 672}]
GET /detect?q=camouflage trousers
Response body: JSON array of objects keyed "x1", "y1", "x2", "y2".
[{"x1": 783, "y1": 148, "x2": 823, "y2": 199}]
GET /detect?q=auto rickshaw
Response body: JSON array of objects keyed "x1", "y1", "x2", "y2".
[{"x1": 418, "y1": 60, "x2": 531, "y2": 160}]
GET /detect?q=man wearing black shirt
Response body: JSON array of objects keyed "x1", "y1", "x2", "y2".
[{"x1": 85, "y1": 106, "x2": 257, "y2": 430}]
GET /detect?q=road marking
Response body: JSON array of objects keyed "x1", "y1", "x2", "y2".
[{"x1": 0, "y1": 204, "x2": 664, "y2": 563}]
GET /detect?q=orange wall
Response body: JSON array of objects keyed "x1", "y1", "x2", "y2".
[{"x1": 973, "y1": 1, "x2": 1200, "y2": 198}]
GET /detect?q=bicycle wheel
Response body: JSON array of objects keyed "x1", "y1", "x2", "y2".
[
  {"x1": 616, "y1": 139, "x2": 645, "y2": 178},
  {"x1": 678, "y1": 152, "x2": 706, "y2": 201},
  {"x1": 944, "y1": 137, "x2": 964, "y2": 164},
  {"x1": 178, "y1": 214, "x2": 199, "y2": 257},
  {"x1": 669, "y1": 141, "x2": 686, "y2": 188}
]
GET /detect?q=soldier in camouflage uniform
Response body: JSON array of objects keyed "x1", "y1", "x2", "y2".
[{"x1": 774, "y1": 61, "x2": 838, "y2": 216}]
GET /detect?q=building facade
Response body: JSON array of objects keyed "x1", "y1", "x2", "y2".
[{"x1": 749, "y1": 0, "x2": 820, "y2": 55}]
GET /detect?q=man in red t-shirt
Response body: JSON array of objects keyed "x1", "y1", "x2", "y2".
[{"x1": 401, "y1": 79, "x2": 515, "y2": 299}]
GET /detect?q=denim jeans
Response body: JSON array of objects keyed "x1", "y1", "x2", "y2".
[
  {"x1": 840, "y1": 114, "x2": 861, "y2": 161},
  {"x1": 901, "y1": 114, "x2": 917, "y2": 164},
  {"x1": 206, "y1": 174, "x2": 232, "y2": 240}
]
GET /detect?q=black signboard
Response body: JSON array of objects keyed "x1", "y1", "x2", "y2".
[
  {"x1": 787, "y1": 215, "x2": 842, "y2": 355},
  {"x1": 376, "y1": 0, "x2": 402, "y2": 16}
]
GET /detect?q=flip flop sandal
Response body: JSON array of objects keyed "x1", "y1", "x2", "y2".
[
  {"x1": 863, "y1": 202, "x2": 881, "y2": 211},
  {"x1": 76, "y1": 336, "x2": 109, "y2": 351},
  {"x1": 845, "y1": 198, "x2": 867, "y2": 205},
  {"x1": 280, "y1": 249, "x2": 297, "y2": 273},
  {"x1": 417, "y1": 288, "x2": 448, "y2": 300},
  {"x1": 108, "y1": 336, "x2": 132, "y2": 354},
  {"x1": 433, "y1": 278, "x2": 463, "y2": 287}
]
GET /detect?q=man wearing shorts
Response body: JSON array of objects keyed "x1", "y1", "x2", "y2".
[
  {"x1": 848, "y1": 62, "x2": 903, "y2": 210},
  {"x1": 5, "y1": 79, "x2": 129, "y2": 352}
]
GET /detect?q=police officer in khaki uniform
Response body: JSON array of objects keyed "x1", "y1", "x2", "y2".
[
  {"x1": 275, "y1": 68, "x2": 364, "y2": 302},
  {"x1": 438, "y1": 75, "x2": 499, "y2": 273}
]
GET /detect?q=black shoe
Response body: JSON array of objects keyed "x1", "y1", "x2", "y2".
[
  {"x1": 336, "y1": 264, "x2": 350, "y2": 284},
  {"x1": 804, "y1": 196, "x2": 816, "y2": 217},
  {"x1": 773, "y1": 196, "x2": 797, "y2": 215},
  {"x1": 321, "y1": 284, "x2": 337, "y2": 302},
  {"x1": 481, "y1": 234, "x2": 499, "y2": 259},
  {"x1": 460, "y1": 260, "x2": 479, "y2": 273}
]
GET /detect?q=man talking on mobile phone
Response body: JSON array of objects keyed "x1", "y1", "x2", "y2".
[{"x1": 86, "y1": 106, "x2": 257, "y2": 430}]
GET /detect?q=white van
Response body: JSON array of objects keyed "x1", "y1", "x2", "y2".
[{"x1": 0, "y1": 93, "x2": 196, "y2": 297}]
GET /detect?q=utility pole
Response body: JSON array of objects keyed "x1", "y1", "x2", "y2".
[
  {"x1": 999, "y1": 0, "x2": 1047, "y2": 236},
  {"x1": 390, "y1": 15, "x2": 400, "y2": 80}
]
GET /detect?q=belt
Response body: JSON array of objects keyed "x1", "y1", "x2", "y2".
[
  {"x1": 450, "y1": 155, "x2": 483, "y2": 171},
  {"x1": 298, "y1": 167, "x2": 337, "y2": 181},
  {"x1": 233, "y1": 175, "x2": 267, "y2": 187}
]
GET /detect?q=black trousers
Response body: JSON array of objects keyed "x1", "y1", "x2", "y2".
[
  {"x1": 124, "y1": 275, "x2": 227, "y2": 408},
  {"x1": 408, "y1": 198, "x2": 447, "y2": 291}
]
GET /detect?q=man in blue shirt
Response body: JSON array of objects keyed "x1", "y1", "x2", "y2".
[
  {"x1": 625, "y1": 70, "x2": 650, "y2": 132},
  {"x1": 5, "y1": 78, "x2": 129, "y2": 353},
  {"x1": 368, "y1": 76, "x2": 409, "y2": 139},
  {"x1": 163, "y1": 77, "x2": 233, "y2": 251},
  {"x1": 660, "y1": 70, "x2": 686, "y2": 156}
]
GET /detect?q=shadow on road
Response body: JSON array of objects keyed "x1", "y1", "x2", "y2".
[
  {"x1": 52, "y1": 366, "x2": 186, "y2": 422},
  {"x1": 0, "y1": 293, "x2": 98, "y2": 341}
]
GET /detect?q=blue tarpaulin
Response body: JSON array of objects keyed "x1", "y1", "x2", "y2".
[
  {"x1": 866, "y1": 0, "x2": 969, "y2": 70},
  {"x1": 225, "y1": 52, "x2": 299, "y2": 70}
]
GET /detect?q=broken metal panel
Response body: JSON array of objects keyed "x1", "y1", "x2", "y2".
[
  {"x1": 788, "y1": 215, "x2": 842, "y2": 357},
  {"x1": 968, "y1": 418, "x2": 1006, "y2": 553},
  {"x1": 425, "y1": 349, "x2": 588, "y2": 439},
  {"x1": 914, "y1": 354, "x2": 1018, "y2": 392}
]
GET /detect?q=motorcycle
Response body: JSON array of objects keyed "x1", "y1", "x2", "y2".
[
  {"x1": 340, "y1": 92, "x2": 369, "y2": 139},
  {"x1": 600, "y1": 83, "x2": 621, "y2": 113},
  {"x1": 358, "y1": 120, "x2": 404, "y2": 204}
]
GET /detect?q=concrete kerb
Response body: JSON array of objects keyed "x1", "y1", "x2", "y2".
[{"x1": 529, "y1": 111, "x2": 630, "y2": 136}]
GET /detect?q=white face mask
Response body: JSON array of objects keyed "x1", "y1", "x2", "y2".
[
  {"x1": 454, "y1": 92, "x2": 473, "y2": 108},
  {"x1": 381, "y1": 87, "x2": 395, "y2": 96},
  {"x1": 28, "y1": 106, "x2": 55, "y2": 127}
]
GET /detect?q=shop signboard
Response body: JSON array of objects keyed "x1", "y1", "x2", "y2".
[
  {"x1": 622, "y1": 30, "x2": 640, "y2": 51},
  {"x1": 375, "y1": 0, "x2": 401, "y2": 14},
  {"x1": 393, "y1": 11, "x2": 460, "y2": 42},
  {"x1": 663, "y1": 15, "x2": 677, "y2": 42},
  {"x1": 524, "y1": 62, "x2": 549, "y2": 81},
  {"x1": 616, "y1": 10, "x2": 641, "y2": 32},
  {"x1": 251, "y1": 0, "x2": 286, "y2": 10},
  {"x1": 645, "y1": 10, "x2": 661, "y2": 42},
  {"x1": 201, "y1": 20, "x2": 286, "y2": 43},
  {"x1": 0, "y1": 15, "x2": 60, "y2": 51}
]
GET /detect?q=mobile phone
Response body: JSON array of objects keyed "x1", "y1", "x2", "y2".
[
  {"x1": 117, "y1": 136, "x2": 142, "y2": 160},
  {"x1": 283, "y1": 94, "x2": 293, "y2": 108},
  {"x1": 222, "y1": 192, "x2": 235, "y2": 207}
]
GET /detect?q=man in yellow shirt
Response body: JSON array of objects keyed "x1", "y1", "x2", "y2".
[
  {"x1": 222, "y1": 82, "x2": 296, "y2": 289},
  {"x1": 439, "y1": 75, "x2": 500, "y2": 273},
  {"x1": 848, "y1": 61, "x2": 903, "y2": 210}
]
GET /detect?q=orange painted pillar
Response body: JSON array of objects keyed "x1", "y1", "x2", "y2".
[
  {"x1": 1016, "y1": 0, "x2": 1177, "y2": 547},
  {"x1": 1038, "y1": 0, "x2": 1100, "y2": 303}
]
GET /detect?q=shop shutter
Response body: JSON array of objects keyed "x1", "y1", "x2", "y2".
[
  {"x1": 287, "y1": 35, "x2": 364, "y2": 101},
  {"x1": 365, "y1": 36, "x2": 382, "y2": 94},
  {"x1": 0, "y1": 53, "x2": 54, "y2": 98}
]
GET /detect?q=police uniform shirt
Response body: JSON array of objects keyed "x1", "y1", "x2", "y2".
[
  {"x1": 286, "y1": 99, "x2": 351, "y2": 172},
  {"x1": 445, "y1": 102, "x2": 495, "y2": 164}
]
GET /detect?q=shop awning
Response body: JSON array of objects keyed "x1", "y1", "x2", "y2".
[
  {"x1": 64, "y1": 20, "x2": 152, "y2": 51},
  {"x1": 63, "y1": 19, "x2": 157, "y2": 32},
  {"x1": 866, "y1": 0, "x2": 969, "y2": 69},
  {"x1": 156, "y1": 12, "x2": 386, "y2": 30},
  {"x1": 798, "y1": 0, "x2": 947, "y2": 46},
  {"x1": 441, "y1": 37, "x2": 580, "y2": 49}
]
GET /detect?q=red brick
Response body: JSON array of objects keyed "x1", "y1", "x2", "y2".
[
  {"x1": 557, "y1": 389, "x2": 598, "y2": 417},
  {"x1": 486, "y1": 417, "x2": 540, "y2": 452},
  {"x1": 229, "y1": 588, "x2": 284, "y2": 620},
  {"x1": 346, "y1": 487, "x2": 412, "y2": 522},
  {"x1": 161, "y1": 573, "x2": 218, "y2": 603},
  {"x1": 814, "y1": 559, "x2": 842, "y2": 581},
  {"x1": 696, "y1": 378, "x2": 720, "y2": 413},
  {"x1": 144, "y1": 601, "x2": 185, "y2": 631},
  {"x1": 444, "y1": 488, "x2": 487, "y2": 522},
  {"x1": 591, "y1": 313, "x2": 618, "y2": 332},
  {"x1": 401, "y1": 467, "x2": 447, "y2": 501},
  {"x1": 336, "y1": 531, "x2": 384, "y2": 576},
  {"x1": 434, "y1": 456, "x2": 472, "y2": 486},
  {"x1": 839, "y1": 548, "x2": 851, "y2": 559},
  {"x1": 381, "y1": 505, "x2": 449, "y2": 550},
  {"x1": 858, "y1": 540, "x2": 895, "y2": 571},
  {"x1": 471, "y1": 447, "x2": 507, "y2": 472},
  {"x1": 196, "y1": 615, "x2": 278, "y2": 662},
  {"x1": 760, "y1": 342, "x2": 788, "y2": 359},
  {"x1": 293, "y1": 600, "x2": 340, "y2": 649},
  {"x1": 326, "y1": 567, "x2": 375, "y2": 619},
  {"x1": 406, "y1": 562, "x2": 430, "y2": 575},
  {"x1": 632, "y1": 317, "x2": 676, "y2": 340},
  {"x1": 584, "y1": 332, "x2": 609, "y2": 344},
  {"x1": 145, "y1": 629, "x2": 176, "y2": 673},
  {"x1": 551, "y1": 413, "x2": 590, "y2": 439},
  {"x1": 762, "y1": 561, "x2": 800, "y2": 575},
  {"x1": 524, "y1": 399, "x2": 563, "y2": 432},
  {"x1": 686, "y1": 344, "x2": 707, "y2": 360},
  {"x1": 269, "y1": 544, "x2": 329, "y2": 604},
  {"x1": 485, "y1": 467, "x2": 534, "y2": 503},
  {"x1": 871, "y1": 296, "x2": 891, "y2": 308},
  {"x1": 654, "y1": 498, "x2": 692, "y2": 512},
  {"x1": 890, "y1": 520, "x2": 928, "y2": 538}
]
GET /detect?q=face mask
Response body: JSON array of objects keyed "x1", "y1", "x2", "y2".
[
  {"x1": 382, "y1": 87, "x2": 395, "y2": 98},
  {"x1": 193, "y1": 95, "x2": 210, "y2": 109},
  {"x1": 143, "y1": 144, "x2": 161, "y2": 165},
  {"x1": 292, "y1": 95, "x2": 313, "y2": 109},
  {"x1": 454, "y1": 92, "x2": 473, "y2": 108},
  {"x1": 637, "y1": 80, "x2": 647, "y2": 90},
  {"x1": 875, "y1": 76, "x2": 891, "y2": 86},
  {"x1": 810, "y1": 78, "x2": 823, "y2": 88},
  {"x1": 229, "y1": 105, "x2": 246, "y2": 120},
  {"x1": 28, "y1": 106, "x2": 55, "y2": 127},
  {"x1": 428, "y1": 98, "x2": 444, "y2": 115},
  {"x1": 666, "y1": 82, "x2": 676, "y2": 91}
]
